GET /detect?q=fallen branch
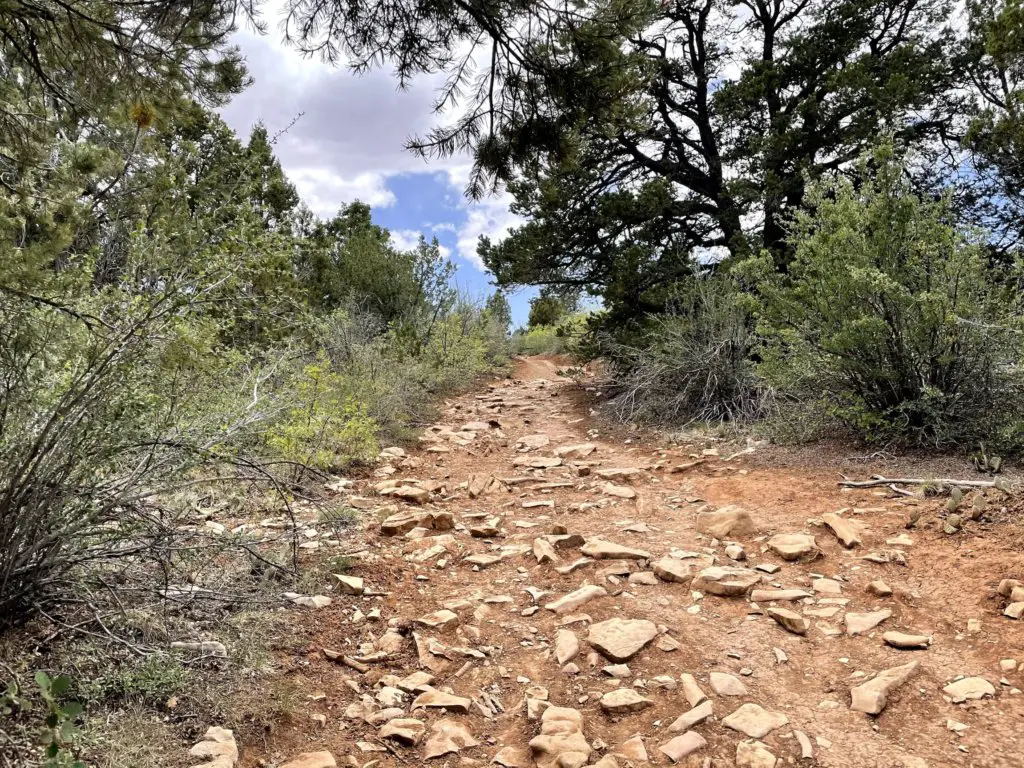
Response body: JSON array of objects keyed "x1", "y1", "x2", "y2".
[
  {"x1": 887, "y1": 483, "x2": 918, "y2": 498},
  {"x1": 838, "y1": 476, "x2": 1006, "y2": 490}
]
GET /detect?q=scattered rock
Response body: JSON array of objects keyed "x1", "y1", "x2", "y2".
[
  {"x1": 883, "y1": 631, "x2": 931, "y2": 649},
  {"x1": 696, "y1": 505, "x2": 756, "y2": 538},
  {"x1": 600, "y1": 688, "x2": 653, "y2": 714},
  {"x1": 415, "y1": 609, "x2": 459, "y2": 629},
  {"x1": 725, "y1": 543, "x2": 747, "y2": 560},
  {"x1": 722, "y1": 703, "x2": 788, "y2": 738},
  {"x1": 602, "y1": 483, "x2": 637, "y2": 499},
  {"x1": 513, "y1": 455, "x2": 562, "y2": 469},
  {"x1": 767, "y1": 607, "x2": 809, "y2": 635},
  {"x1": 529, "y1": 706, "x2": 592, "y2": 768},
  {"x1": 423, "y1": 718, "x2": 480, "y2": 759},
  {"x1": 943, "y1": 677, "x2": 995, "y2": 703},
  {"x1": 736, "y1": 739, "x2": 778, "y2": 768},
  {"x1": 668, "y1": 700, "x2": 713, "y2": 732},
  {"x1": 751, "y1": 589, "x2": 811, "y2": 603},
  {"x1": 709, "y1": 672, "x2": 747, "y2": 696},
  {"x1": 680, "y1": 673, "x2": 707, "y2": 707},
  {"x1": 580, "y1": 539, "x2": 651, "y2": 560},
  {"x1": 554, "y1": 443, "x2": 597, "y2": 458},
  {"x1": 614, "y1": 735, "x2": 648, "y2": 763},
  {"x1": 545, "y1": 585, "x2": 608, "y2": 614},
  {"x1": 658, "y1": 732, "x2": 707, "y2": 763},
  {"x1": 997, "y1": 579, "x2": 1023, "y2": 598},
  {"x1": 766, "y1": 533, "x2": 818, "y2": 561},
  {"x1": 692, "y1": 566, "x2": 760, "y2": 597},
  {"x1": 652, "y1": 557, "x2": 695, "y2": 583},
  {"x1": 794, "y1": 730, "x2": 813, "y2": 760},
  {"x1": 595, "y1": 467, "x2": 642, "y2": 481},
  {"x1": 850, "y1": 660, "x2": 920, "y2": 714},
  {"x1": 555, "y1": 629, "x2": 580, "y2": 665},
  {"x1": 812, "y1": 578, "x2": 842, "y2": 596},
  {"x1": 188, "y1": 726, "x2": 238, "y2": 768},
  {"x1": 334, "y1": 574, "x2": 364, "y2": 595},
  {"x1": 469, "y1": 516, "x2": 503, "y2": 537},
  {"x1": 533, "y1": 537, "x2": 560, "y2": 564},
  {"x1": 411, "y1": 689, "x2": 472, "y2": 713},
  {"x1": 821, "y1": 512, "x2": 862, "y2": 548},
  {"x1": 379, "y1": 719, "x2": 427, "y2": 746},
  {"x1": 867, "y1": 580, "x2": 892, "y2": 597},
  {"x1": 588, "y1": 618, "x2": 658, "y2": 662},
  {"x1": 493, "y1": 746, "x2": 531, "y2": 767},
  {"x1": 845, "y1": 609, "x2": 892, "y2": 636}
]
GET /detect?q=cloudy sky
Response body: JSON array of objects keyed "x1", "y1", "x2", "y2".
[{"x1": 219, "y1": 10, "x2": 536, "y2": 326}]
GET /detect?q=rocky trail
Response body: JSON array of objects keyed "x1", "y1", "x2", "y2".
[{"x1": 203, "y1": 357, "x2": 1023, "y2": 768}]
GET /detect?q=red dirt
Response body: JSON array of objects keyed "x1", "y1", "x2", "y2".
[{"x1": 238, "y1": 357, "x2": 1024, "y2": 768}]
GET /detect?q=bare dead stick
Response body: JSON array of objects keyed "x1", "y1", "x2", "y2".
[{"x1": 838, "y1": 477, "x2": 1002, "y2": 489}]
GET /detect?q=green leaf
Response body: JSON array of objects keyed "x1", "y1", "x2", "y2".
[
  {"x1": 35, "y1": 671, "x2": 52, "y2": 690},
  {"x1": 50, "y1": 675, "x2": 71, "y2": 696}
]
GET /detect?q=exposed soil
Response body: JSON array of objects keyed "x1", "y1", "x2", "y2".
[{"x1": 239, "y1": 356, "x2": 1024, "y2": 768}]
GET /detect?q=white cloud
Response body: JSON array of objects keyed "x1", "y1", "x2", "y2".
[
  {"x1": 442, "y1": 165, "x2": 523, "y2": 271},
  {"x1": 390, "y1": 230, "x2": 454, "y2": 261},
  {"x1": 220, "y1": 23, "x2": 463, "y2": 214},
  {"x1": 290, "y1": 168, "x2": 396, "y2": 215},
  {"x1": 389, "y1": 229, "x2": 423, "y2": 251},
  {"x1": 219, "y1": 19, "x2": 519, "y2": 276}
]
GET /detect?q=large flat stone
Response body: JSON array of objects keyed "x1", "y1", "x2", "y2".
[{"x1": 588, "y1": 618, "x2": 659, "y2": 662}]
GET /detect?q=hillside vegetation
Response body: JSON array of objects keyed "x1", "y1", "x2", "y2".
[{"x1": 4, "y1": 1, "x2": 1024, "y2": 765}]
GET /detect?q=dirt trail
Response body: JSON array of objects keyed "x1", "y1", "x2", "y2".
[{"x1": 248, "y1": 357, "x2": 1024, "y2": 768}]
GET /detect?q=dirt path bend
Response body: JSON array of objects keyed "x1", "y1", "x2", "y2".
[{"x1": 253, "y1": 357, "x2": 1024, "y2": 768}]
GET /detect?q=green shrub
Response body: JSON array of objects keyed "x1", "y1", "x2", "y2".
[
  {"x1": 742, "y1": 145, "x2": 1024, "y2": 448},
  {"x1": 266, "y1": 355, "x2": 379, "y2": 471},
  {"x1": 510, "y1": 313, "x2": 588, "y2": 356}
]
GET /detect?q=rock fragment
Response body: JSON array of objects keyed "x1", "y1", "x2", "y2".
[
  {"x1": 659, "y1": 732, "x2": 707, "y2": 763},
  {"x1": 555, "y1": 629, "x2": 580, "y2": 665},
  {"x1": 528, "y1": 706, "x2": 591, "y2": 768},
  {"x1": 709, "y1": 671, "x2": 747, "y2": 696},
  {"x1": 736, "y1": 740, "x2": 778, "y2": 768},
  {"x1": 668, "y1": 700, "x2": 713, "y2": 732},
  {"x1": 696, "y1": 505, "x2": 756, "y2": 538},
  {"x1": 845, "y1": 609, "x2": 892, "y2": 636},
  {"x1": 883, "y1": 631, "x2": 931, "y2": 649},
  {"x1": 588, "y1": 618, "x2": 658, "y2": 662},
  {"x1": 722, "y1": 703, "x2": 788, "y2": 738},
  {"x1": 766, "y1": 533, "x2": 818, "y2": 561},
  {"x1": 821, "y1": 512, "x2": 862, "y2": 548},
  {"x1": 188, "y1": 726, "x2": 238, "y2": 768},
  {"x1": 767, "y1": 607, "x2": 809, "y2": 635},
  {"x1": 423, "y1": 719, "x2": 480, "y2": 759},
  {"x1": 943, "y1": 677, "x2": 995, "y2": 703},
  {"x1": 850, "y1": 660, "x2": 919, "y2": 714},
  {"x1": 653, "y1": 557, "x2": 695, "y2": 583},
  {"x1": 692, "y1": 566, "x2": 760, "y2": 596},
  {"x1": 580, "y1": 539, "x2": 651, "y2": 560},
  {"x1": 600, "y1": 688, "x2": 653, "y2": 714},
  {"x1": 379, "y1": 719, "x2": 427, "y2": 746},
  {"x1": 545, "y1": 585, "x2": 608, "y2": 614}
]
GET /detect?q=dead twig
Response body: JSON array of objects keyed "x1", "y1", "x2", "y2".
[{"x1": 838, "y1": 476, "x2": 1008, "y2": 490}]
